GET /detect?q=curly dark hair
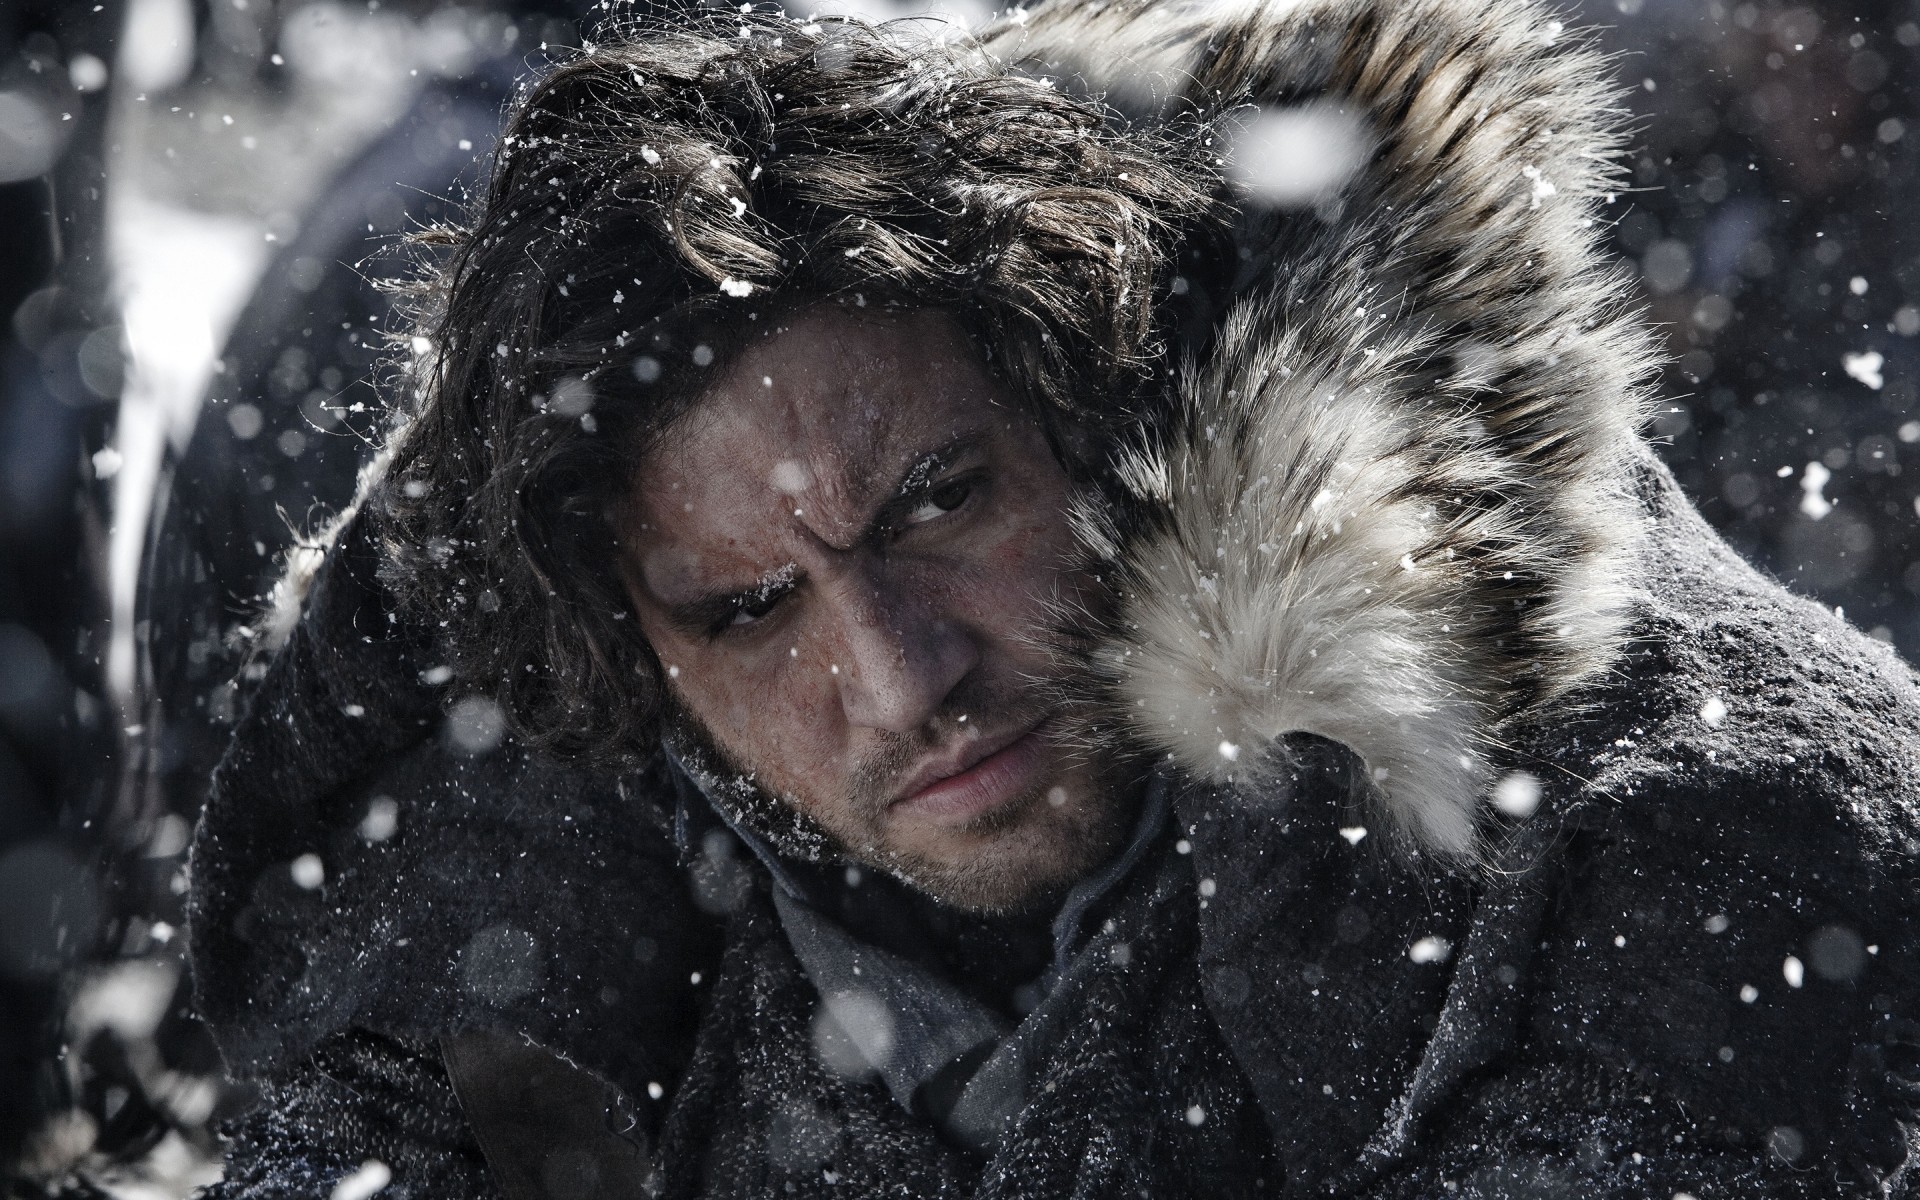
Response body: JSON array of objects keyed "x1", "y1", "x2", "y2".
[{"x1": 374, "y1": 9, "x2": 1218, "y2": 762}]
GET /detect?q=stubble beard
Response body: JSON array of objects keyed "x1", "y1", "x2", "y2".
[
  {"x1": 848, "y1": 713, "x2": 1136, "y2": 914},
  {"x1": 664, "y1": 676, "x2": 1141, "y2": 914}
]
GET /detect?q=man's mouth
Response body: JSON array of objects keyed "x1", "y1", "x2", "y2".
[{"x1": 888, "y1": 720, "x2": 1051, "y2": 826}]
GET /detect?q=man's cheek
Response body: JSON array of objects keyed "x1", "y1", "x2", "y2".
[
  {"x1": 669, "y1": 665, "x2": 775, "y2": 766},
  {"x1": 926, "y1": 539, "x2": 1053, "y2": 620},
  {"x1": 961, "y1": 553, "x2": 1088, "y2": 649},
  {"x1": 726, "y1": 676, "x2": 844, "y2": 792},
  {"x1": 686, "y1": 645, "x2": 805, "y2": 730}
]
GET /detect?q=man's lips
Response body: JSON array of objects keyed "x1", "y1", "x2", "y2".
[{"x1": 888, "y1": 722, "x2": 1049, "y2": 824}]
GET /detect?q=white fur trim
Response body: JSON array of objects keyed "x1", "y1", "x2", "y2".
[{"x1": 1004, "y1": 0, "x2": 1659, "y2": 857}]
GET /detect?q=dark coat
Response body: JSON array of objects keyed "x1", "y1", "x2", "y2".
[
  {"x1": 186, "y1": 0, "x2": 1920, "y2": 1195},
  {"x1": 187, "y1": 457, "x2": 1920, "y2": 1199}
]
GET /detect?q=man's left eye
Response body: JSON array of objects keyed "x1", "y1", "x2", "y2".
[{"x1": 903, "y1": 479, "x2": 973, "y2": 526}]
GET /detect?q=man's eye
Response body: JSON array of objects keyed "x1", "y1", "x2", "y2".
[
  {"x1": 903, "y1": 479, "x2": 974, "y2": 526},
  {"x1": 725, "y1": 591, "x2": 783, "y2": 629}
]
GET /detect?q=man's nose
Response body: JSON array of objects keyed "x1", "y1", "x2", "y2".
[{"x1": 828, "y1": 570, "x2": 977, "y2": 735}]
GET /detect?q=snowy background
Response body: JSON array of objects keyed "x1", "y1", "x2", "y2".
[{"x1": 0, "y1": 0, "x2": 1915, "y2": 1191}]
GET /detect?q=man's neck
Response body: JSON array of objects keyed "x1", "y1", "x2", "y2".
[{"x1": 671, "y1": 755, "x2": 1169, "y2": 1014}]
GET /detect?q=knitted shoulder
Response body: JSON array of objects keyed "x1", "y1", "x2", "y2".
[
  {"x1": 1519, "y1": 455, "x2": 1920, "y2": 875},
  {"x1": 201, "y1": 1029, "x2": 492, "y2": 1200},
  {"x1": 190, "y1": 736, "x2": 710, "y2": 1086}
]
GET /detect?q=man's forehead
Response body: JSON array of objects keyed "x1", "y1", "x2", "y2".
[
  {"x1": 713, "y1": 308, "x2": 981, "y2": 441},
  {"x1": 700, "y1": 322, "x2": 906, "y2": 473}
]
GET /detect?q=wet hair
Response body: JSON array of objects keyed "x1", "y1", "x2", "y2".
[{"x1": 375, "y1": 9, "x2": 1216, "y2": 761}]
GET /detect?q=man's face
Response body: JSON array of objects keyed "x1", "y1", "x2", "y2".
[{"x1": 616, "y1": 307, "x2": 1134, "y2": 912}]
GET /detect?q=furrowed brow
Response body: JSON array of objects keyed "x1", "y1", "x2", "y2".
[{"x1": 656, "y1": 434, "x2": 988, "y2": 635}]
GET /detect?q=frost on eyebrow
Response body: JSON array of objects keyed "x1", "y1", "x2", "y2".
[
  {"x1": 658, "y1": 559, "x2": 800, "y2": 637},
  {"x1": 745, "y1": 562, "x2": 799, "y2": 603},
  {"x1": 895, "y1": 447, "x2": 953, "y2": 499}
]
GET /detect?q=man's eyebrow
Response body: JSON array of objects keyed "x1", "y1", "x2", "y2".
[
  {"x1": 662, "y1": 563, "x2": 797, "y2": 637},
  {"x1": 773, "y1": 431, "x2": 991, "y2": 551},
  {"x1": 886, "y1": 432, "x2": 987, "y2": 508}
]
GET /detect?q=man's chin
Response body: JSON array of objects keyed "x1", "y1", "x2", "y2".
[{"x1": 860, "y1": 782, "x2": 1134, "y2": 915}]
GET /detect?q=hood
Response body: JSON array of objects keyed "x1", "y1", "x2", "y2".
[{"x1": 986, "y1": 0, "x2": 1662, "y2": 861}]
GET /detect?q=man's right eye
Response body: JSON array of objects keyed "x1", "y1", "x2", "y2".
[{"x1": 719, "y1": 590, "x2": 784, "y2": 633}]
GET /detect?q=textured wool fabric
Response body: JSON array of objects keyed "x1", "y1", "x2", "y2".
[{"x1": 185, "y1": 526, "x2": 718, "y2": 1130}]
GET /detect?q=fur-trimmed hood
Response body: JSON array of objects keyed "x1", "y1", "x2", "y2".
[
  {"x1": 191, "y1": 0, "x2": 1663, "y2": 1078},
  {"x1": 227, "y1": 0, "x2": 1658, "y2": 870},
  {"x1": 986, "y1": 0, "x2": 1661, "y2": 859}
]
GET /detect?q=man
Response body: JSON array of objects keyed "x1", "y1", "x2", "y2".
[{"x1": 187, "y1": 0, "x2": 1920, "y2": 1195}]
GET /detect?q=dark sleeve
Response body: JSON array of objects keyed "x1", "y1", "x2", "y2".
[
  {"x1": 1366, "y1": 1052, "x2": 1909, "y2": 1199},
  {"x1": 203, "y1": 1031, "x2": 496, "y2": 1199}
]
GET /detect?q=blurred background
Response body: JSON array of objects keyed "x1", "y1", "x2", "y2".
[{"x1": 1, "y1": 0, "x2": 1915, "y2": 1192}]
